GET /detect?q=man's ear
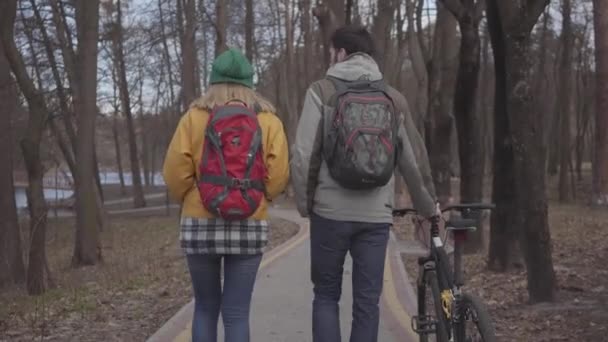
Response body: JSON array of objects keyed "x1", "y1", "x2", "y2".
[{"x1": 338, "y1": 48, "x2": 348, "y2": 62}]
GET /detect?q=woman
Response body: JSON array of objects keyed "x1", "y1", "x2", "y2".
[{"x1": 162, "y1": 48, "x2": 289, "y2": 342}]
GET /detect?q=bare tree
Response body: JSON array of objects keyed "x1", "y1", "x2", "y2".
[
  {"x1": 215, "y1": 0, "x2": 229, "y2": 56},
  {"x1": 182, "y1": 0, "x2": 199, "y2": 107},
  {"x1": 487, "y1": 0, "x2": 519, "y2": 272},
  {"x1": 0, "y1": 0, "x2": 49, "y2": 295},
  {"x1": 111, "y1": 68, "x2": 126, "y2": 195},
  {"x1": 245, "y1": 0, "x2": 254, "y2": 61},
  {"x1": 0, "y1": 41, "x2": 25, "y2": 287},
  {"x1": 72, "y1": 0, "x2": 103, "y2": 266},
  {"x1": 593, "y1": 0, "x2": 608, "y2": 206},
  {"x1": 313, "y1": 2, "x2": 339, "y2": 68},
  {"x1": 404, "y1": 0, "x2": 428, "y2": 132},
  {"x1": 489, "y1": 0, "x2": 556, "y2": 303},
  {"x1": 426, "y1": 3, "x2": 458, "y2": 204},
  {"x1": 110, "y1": 0, "x2": 146, "y2": 208},
  {"x1": 558, "y1": 0, "x2": 574, "y2": 202},
  {"x1": 439, "y1": 0, "x2": 485, "y2": 252},
  {"x1": 371, "y1": 0, "x2": 396, "y2": 71}
]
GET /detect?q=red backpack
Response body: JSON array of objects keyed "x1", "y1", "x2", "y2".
[{"x1": 198, "y1": 101, "x2": 266, "y2": 220}]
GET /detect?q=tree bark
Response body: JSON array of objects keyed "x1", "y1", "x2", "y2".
[
  {"x1": 404, "y1": 0, "x2": 428, "y2": 132},
  {"x1": 138, "y1": 75, "x2": 151, "y2": 187},
  {"x1": 72, "y1": 0, "x2": 103, "y2": 266},
  {"x1": 112, "y1": 0, "x2": 146, "y2": 208},
  {"x1": 313, "y1": 3, "x2": 339, "y2": 68},
  {"x1": 593, "y1": 0, "x2": 608, "y2": 206},
  {"x1": 182, "y1": 0, "x2": 199, "y2": 108},
  {"x1": 371, "y1": 0, "x2": 396, "y2": 72},
  {"x1": 0, "y1": 0, "x2": 49, "y2": 295},
  {"x1": 441, "y1": 0, "x2": 485, "y2": 252},
  {"x1": 494, "y1": 0, "x2": 556, "y2": 303},
  {"x1": 245, "y1": 0, "x2": 254, "y2": 61},
  {"x1": 558, "y1": 0, "x2": 573, "y2": 202},
  {"x1": 426, "y1": 4, "x2": 458, "y2": 204},
  {"x1": 0, "y1": 42, "x2": 25, "y2": 287},
  {"x1": 215, "y1": 0, "x2": 229, "y2": 57},
  {"x1": 157, "y1": 0, "x2": 178, "y2": 119},
  {"x1": 327, "y1": 0, "x2": 346, "y2": 26},
  {"x1": 486, "y1": 0, "x2": 520, "y2": 272}
]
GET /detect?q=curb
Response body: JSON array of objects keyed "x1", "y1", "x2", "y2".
[
  {"x1": 380, "y1": 231, "x2": 420, "y2": 342},
  {"x1": 146, "y1": 211, "x2": 309, "y2": 342}
]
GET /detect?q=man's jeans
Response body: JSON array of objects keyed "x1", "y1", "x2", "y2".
[
  {"x1": 310, "y1": 213, "x2": 390, "y2": 342},
  {"x1": 186, "y1": 254, "x2": 263, "y2": 342}
]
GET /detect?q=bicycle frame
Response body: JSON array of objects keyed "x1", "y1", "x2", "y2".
[{"x1": 394, "y1": 203, "x2": 495, "y2": 341}]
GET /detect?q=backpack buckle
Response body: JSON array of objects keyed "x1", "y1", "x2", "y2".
[{"x1": 231, "y1": 178, "x2": 251, "y2": 189}]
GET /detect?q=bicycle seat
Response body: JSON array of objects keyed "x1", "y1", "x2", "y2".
[{"x1": 445, "y1": 218, "x2": 477, "y2": 231}]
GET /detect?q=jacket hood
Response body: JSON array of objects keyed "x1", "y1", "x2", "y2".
[{"x1": 326, "y1": 53, "x2": 383, "y2": 82}]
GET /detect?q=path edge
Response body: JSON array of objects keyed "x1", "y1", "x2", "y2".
[{"x1": 146, "y1": 211, "x2": 308, "y2": 342}]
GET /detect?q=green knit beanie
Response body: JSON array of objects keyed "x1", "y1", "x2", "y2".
[{"x1": 209, "y1": 48, "x2": 254, "y2": 88}]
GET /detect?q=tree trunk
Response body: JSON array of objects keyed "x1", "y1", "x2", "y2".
[
  {"x1": 182, "y1": 0, "x2": 199, "y2": 108},
  {"x1": 215, "y1": 0, "x2": 229, "y2": 57},
  {"x1": 0, "y1": 0, "x2": 49, "y2": 295},
  {"x1": 443, "y1": 0, "x2": 485, "y2": 253},
  {"x1": 299, "y1": 0, "x2": 312, "y2": 88},
  {"x1": 405, "y1": 0, "x2": 428, "y2": 132},
  {"x1": 494, "y1": 0, "x2": 556, "y2": 302},
  {"x1": 158, "y1": 0, "x2": 178, "y2": 119},
  {"x1": 72, "y1": 0, "x2": 102, "y2": 266},
  {"x1": 426, "y1": 4, "x2": 458, "y2": 205},
  {"x1": 245, "y1": 0, "x2": 254, "y2": 61},
  {"x1": 558, "y1": 0, "x2": 573, "y2": 202},
  {"x1": 327, "y1": 0, "x2": 346, "y2": 26},
  {"x1": 0, "y1": 43, "x2": 25, "y2": 287},
  {"x1": 486, "y1": 0, "x2": 520, "y2": 272},
  {"x1": 113, "y1": 0, "x2": 146, "y2": 208},
  {"x1": 137, "y1": 73, "x2": 151, "y2": 187},
  {"x1": 593, "y1": 0, "x2": 608, "y2": 206},
  {"x1": 31, "y1": 0, "x2": 78, "y2": 165},
  {"x1": 371, "y1": 0, "x2": 396, "y2": 72},
  {"x1": 346, "y1": 0, "x2": 353, "y2": 24},
  {"x1": 313, "y1": 3, "x2": 339, "y2": 68}
]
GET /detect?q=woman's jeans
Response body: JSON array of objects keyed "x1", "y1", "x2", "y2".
[{"x1": 186, "y1": 254, "x2": 263, "y2": 342}]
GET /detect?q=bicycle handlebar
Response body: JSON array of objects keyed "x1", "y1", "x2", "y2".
[{"x1": 392, "y1": 203, "x2": 495, "y2": 218}]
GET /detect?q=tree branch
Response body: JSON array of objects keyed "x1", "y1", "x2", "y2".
[
  {"x1": 474, "y1": 0, "x2": 486, "y2": 22},
  {"x1": 439, "y1": 0, "x2": 466, "y2": 20}
]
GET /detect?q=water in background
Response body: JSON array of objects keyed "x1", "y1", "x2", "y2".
[{"x1": 14, "y1": 171, "x2": 164, "y2": 209}]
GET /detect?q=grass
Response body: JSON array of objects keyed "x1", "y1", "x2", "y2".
[
  {"x1": 0, "y1": 214, "x2": 298, "y2": 341},
  {"x1": 393, "y1": 174, "x2": 608, "y2": 342}
]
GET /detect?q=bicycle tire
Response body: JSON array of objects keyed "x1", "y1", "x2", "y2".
[
  {"x1": 454, "y1": 292, "x2": 496, "y2": 342},
  {"x1": 423, "y1": 271, "x2": 450, "y2": 342}
]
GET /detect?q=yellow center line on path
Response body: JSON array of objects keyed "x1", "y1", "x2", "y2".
[
  {"x1": 172, "y1": 224, "x2": 310, "y2": 342},
  {"x1": 382, "y1": 252, "x2": 418, "y2": 341}
]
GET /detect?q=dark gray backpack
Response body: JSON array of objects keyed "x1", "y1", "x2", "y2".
[{"x1": 322, "y1": 76, "x2": 399, "y2": 190}]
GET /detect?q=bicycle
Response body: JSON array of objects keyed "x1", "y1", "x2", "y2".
[{"x1": 393, "y1": 203, "x2": 496, "y2": 342}]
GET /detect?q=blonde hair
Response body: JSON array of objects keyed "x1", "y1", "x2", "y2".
[{"x1": 191, "y1": 83, "x2": 276, "y2": 113}]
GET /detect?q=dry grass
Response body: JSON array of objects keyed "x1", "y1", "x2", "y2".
[
  {"x1": 0, "y1": 215, "x2": 298, "y2": 342},
  {"x1": 395, "y1": 192, "x2": 608, "y2": 341}
]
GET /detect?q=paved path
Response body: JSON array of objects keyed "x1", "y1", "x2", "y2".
[{"x1": 148, "y1": 208, "x2": 419, "y2": 342}]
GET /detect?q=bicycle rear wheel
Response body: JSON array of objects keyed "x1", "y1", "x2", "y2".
[
  {"x1": 453, "y1": 292, "x2": 496, "y2": 342},
  {"x1": 416, "y1": 271, "x2": 449, "y2": 342}
]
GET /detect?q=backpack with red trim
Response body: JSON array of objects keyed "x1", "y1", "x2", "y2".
[
  {"x1": 323, "y1": 76, "x2": 399, "y2": 190},
  {"x1": 198, "y1": 101, "x2": 267, "y2": 220}
]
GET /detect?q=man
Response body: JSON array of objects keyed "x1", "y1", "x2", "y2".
[{"x1": 290, "y1": 25, "x2": 438, "y2": 342}]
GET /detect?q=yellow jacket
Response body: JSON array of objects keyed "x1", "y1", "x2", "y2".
[{"x1": 162, "y1": 107, "x2": 289, "y2": 220}]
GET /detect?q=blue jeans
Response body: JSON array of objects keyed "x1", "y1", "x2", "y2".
[
  {"x1": 186, "y1": 254, "x2": 263, "y2": 342},
  {"x1": 310, "y1": 214, "x2": 390, "y2": 342}
]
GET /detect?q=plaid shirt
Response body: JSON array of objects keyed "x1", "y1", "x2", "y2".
[{"x1": 180, "y1": 217, "x2": 269, "y2": 255}]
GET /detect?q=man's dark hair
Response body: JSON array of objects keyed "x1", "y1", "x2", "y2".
[{"x1": 330, "y1": 25, "x2": 375, "y2": 57}]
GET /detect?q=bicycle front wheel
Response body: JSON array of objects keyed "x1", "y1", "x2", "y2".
[{"x1": 453, "y1": 292, "x2": 496, "y2": 342}]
